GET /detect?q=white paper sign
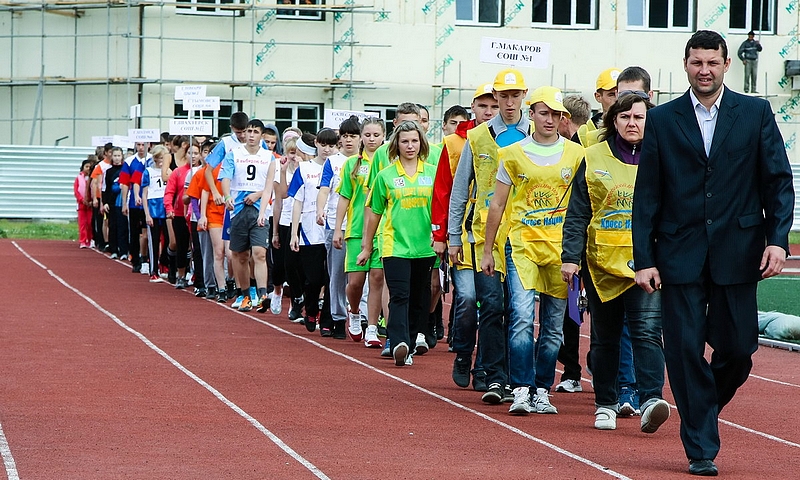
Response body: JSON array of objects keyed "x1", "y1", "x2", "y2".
[
  {"x1": 112, "y1": 135, "x2": 132, "y2": 149},
  {"x1": 129, "y1": 104, "x2": 141, "y2": 120},
  {"x1": 128, "y1": 129, "x2": 161, "y2": 143},
  {"x1": 479, "y1": 36, "x2": 550, "y2": 70},
  {"x1": 174, "y1": 85, "x2": 207, "y2": 100},
  {"x1": 183, "y1": 96, "x2": 221, "y2": 112},
  {"x1": 169, "y1": 119, "x2": 213, "y2": 135},
  {"x1": 323, "y1": 109, "x2": 379, "y2": 129},
  {"x1": 91, "y1": 135, "x2": 114, "y2": 147}
]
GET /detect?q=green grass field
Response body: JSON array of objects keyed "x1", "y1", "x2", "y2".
[
  {"x1": 0, "y1": 219, "x2": 78, "y2": 241},
  {"x1": 758, "y1": 276, "x2": 800, "y2": 316}
]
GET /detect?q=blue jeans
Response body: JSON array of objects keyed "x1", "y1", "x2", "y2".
[
  {"x1": 583, "y1": 271, "x2": 665, "y2": 410},
  {"x1": 474, "y1": 267, "x2": 506, "y2": 387},
  {"x1": 451, "y1": 267, "x2": 483, "y2": 371},
  {"x1": 505, "y1": 243, "x2": 566, "y2": 390},
  {"x1": 618, "y1": 320, "x2": 637, "y2": 389}
]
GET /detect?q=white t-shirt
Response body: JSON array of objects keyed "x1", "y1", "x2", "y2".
[
  {"x1": 276, "y1": 166, "x2": 295, "y2": 227},
  {"x1": 319, "y1": 152, "x2": 348, "y2": 230},
  {"x1": 287, "y1": 160, "x2": 324, "y2": 245}
]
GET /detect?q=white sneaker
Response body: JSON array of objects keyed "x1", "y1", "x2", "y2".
[
  {"x1": 555, "y1": 379, "x2": 583, "y2": 393},
  {"x1": 595, "y1": 407, "x2": 617, "y2": 430},
  {"x1": 120, "y1": 254, "x2": 128, "y2": 261},
  {"x1": 414, "y1": 332, "x2": 428, "y2": 355},
  {"x1": 140, "y1": 264, "x2": 149, "y2": 275},
  {"x1": 392, "y1": 342, "x2": 409, "y2": 367},
  {"x1": 508, "y1": 386, "x2": 532, "y2": 416},
  {"x1": 533, "y1": 388, "x2": 558, "y2": 414},
  {"x1": 110, "y1": 253, "x2": 118, "y2": 259},
  {"x1": 364, "y1": 325, "x2": 382, "y2": 348},
  {"x1": 641, "y1": 399, "x2": 670, "y2": 434},
  {"x1": 270, "y1": 292, "x2": 282, "y2": 315},
  {"x1": 348, "y1": 312, "x2": 363, "y2": 341}
]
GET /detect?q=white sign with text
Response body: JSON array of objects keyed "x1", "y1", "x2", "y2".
[
  {"x1": 169, "y1": 119, "x2": 213, "y2": 135},
  {"x1": 128, "y1": 129, "x2": 161, "y2": 143},
  {"x1": 323, "y1": 109, "x2": 379, "y2": 129},
  {"x1": 479, "y1": 37, "x2": 550, "y2": 69},
  {"x1": 174, "y1": 85, "x2": 207, "y2": 100},
  {"x1": 183, "y1": 96, "x2": 221, "y2": 112},
  {"x1": 91, "y1": 136, "x2": 114, "y2": 147}
]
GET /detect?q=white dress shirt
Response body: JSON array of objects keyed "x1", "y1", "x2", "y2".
[{"x1": 689, "y1": 87, "x2": 724, "y2": 156}]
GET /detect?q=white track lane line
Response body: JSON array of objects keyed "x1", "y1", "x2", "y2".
[
  {"x1": 26, "y1": 244, "x2": 634, "y2": 480},
  {"x1": 0, "y1": 421, "x2": 20, "y2": 480},
  {"x1": 12, "y1": 242, "x2": 330, "y2": 480}
]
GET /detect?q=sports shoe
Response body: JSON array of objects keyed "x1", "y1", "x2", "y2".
[
  {"x1": 332, "y1": 321, "x2": 346, "y2": 339},
  {"x1": 149, "y1": 274, "x2": 164, "y2": 283},
  {"x1": 595, "y1": 407, "x2": 617, "y2": 430},
  {"x1": 364, "y1": 325, "x2": 382, "y2": 348},
  {"x1": 640, "y1": 399, "x2": 670, "y2": 434},
  {"x1": 348, "y1": 312, "x2": 363, "y2": 341},
  {"x1": 288, "y1": 297, "x2": 304, "y2": 321},
  {"x1": 194, "y1": 288, "x2": 207, "y2": 298},
  {"x1": 472, "y1": 371, "x2": 488, "y2": 392},
  {"x1": 533, "y1": 388, "x2": 558, "y2": 414},
  {"x1": 688, "y1": 459, "x2": 718, "y2": 476},
  {"x1": 205, "y1": 287, "x2": 217, "y2": 299},
  {"x1": 216, "y1": 290, "x2": 228, "y2": 303},
  {"x1": 377, "y1": 316, "x2": 387, "y2": 337},
  {"x1": 481, "y1": 383, "x2": 504, "y2": 404},
  {"x1": 140, "y1": 264, "x2": 149, "y2": 275},
  {"x1": 413, "y1": 332, "x2": 428, "y2": 356},
  {"x1": 555, "y1": 379, "x2": 583, "y2": 393},
  {"x1": 249, "y1": 286, "x2": 258, "y2": 304},
  {"x1": 392, "y1": 342, "x2": 409, "y2": 367},
  {"x1": 232, "y1": 295, "x2": 245, "y2": 309},
  {"x1": 320, "y1": 326, "x2": 333, "y2": 337},
  {"x1": 270, "y1": 292, "x2": 282, "y2": 315},
  {"x1": 175, "y1": 277, "x2": 187, "y2": 290},
  {"x1": 380, "y1": 339, "x2": 391, "y2": 357},
  {"x1": 503, "y1": 385, "x2": 515, "y2": 403},
  {"x1": 226, "y1": 280, "x2": 236, "y2": 299},
  {"x1": 256, "y1": 294, "x2": 270, "y2": 313},
  {"x1": 120, "y1": 254, "x2": 128, "y2": 261},
  {"x1": 304, "y1": 315, "x2": 317, "y2": 333},
  {"x1": 110, "y1": 253, "x2": 118, "y2": 259},
  {"x1": 238, "y1": 296, "x2": 252, "y2": 312},
  {"x1": 508, "y1": 387, "x2": 532, "y2": 416},
  {"x1": 452, "y1": 354, "x2": 471, "y2": 388},
  {"x1": 618, "y1": 387, "x2": 640, "y2": 417}
]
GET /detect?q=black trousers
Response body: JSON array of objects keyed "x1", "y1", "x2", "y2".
[
  {"x1": 128, "y1": 208, "x2": 145, "y2": 266},
  {"x1": 278, "y1": 224, "x2": 305, "y2": 300},
  {"x1": 147, "y1": 219, "x2": 169, "y2": 275},
  {"x1": 92, "y1": 205, "x2": 105, "y2": 248},
  {"x1": 383, "y1": 256, "x2": 435, "y2": 351},
  {"x1": 190, "y1": 221, "x2": 204, "y2": 288},
  {"x1": 172, "y1": 217, "x2": 190, "y2": 269},
  {"x1": 557, "y1": 309, "x2": 582, "y2": 382},
  {"x1": 661, "y1": 274, "x2": 758, "y2": 461},
  {"x1": 299, "y1": 243, "x2": 330, "y2": 325}
]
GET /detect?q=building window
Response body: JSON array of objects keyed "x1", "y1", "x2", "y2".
[
  {"x1": 277, "y1": 0, "x2": 325, "y2": 21},
  {"x1": 455, "y1": 0, "x2": 502, "y2": 27},
  {"x1": 173, "y1": 100, "x2": 242, "y2": 137},
  {"x1": 730, "y1": 0, "x2": 775, "y2": 34},
  {"x1": 627, "y1": 0, "x2": 692, "y2": 30},
  {"x1": 176, "y1": 0, "x2": 244, "y2": 17},
  {"x1": 364, "y1": 105, "x2": 397, "y2": 136},
  {"x1": 532, "y1": 0, "x2": 596, "y2": 29},
  {"x1": 275, "y1": 103, "x2": 323, "y2": 135}
]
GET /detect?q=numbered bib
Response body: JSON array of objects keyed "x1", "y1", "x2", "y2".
[
  {"x1": 230, "y1": 148, "x2": 273, "y2": 192},
  {"x1": 146, "y1": 167, "x2": 166, "y2": 199}
]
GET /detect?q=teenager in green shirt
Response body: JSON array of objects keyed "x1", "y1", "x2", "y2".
[{"x1": 358, "y1": 121, "x2": 437, "y2": 366}]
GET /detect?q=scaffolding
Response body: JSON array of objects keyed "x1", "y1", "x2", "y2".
[{"x1": 0, "y1": 1, "x2": 389, "y2": 144}]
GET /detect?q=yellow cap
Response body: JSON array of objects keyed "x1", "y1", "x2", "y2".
[
  {"x1": 472, "y1": 83, "x2": 494, "y2": 100},
  {"x1": 596, "y1": 67, "x2": 621, "y2": 91},
  {"x1": 492, "y1": 68, "x2": 527, "y2": 92},
  {"x1": 527, "y1": 86, "x2": 570, "y2": 117}
]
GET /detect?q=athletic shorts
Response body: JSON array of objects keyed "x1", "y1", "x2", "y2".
[
  {"x1": 345, "y1": 237, "x2": 382, "y2": 272},
  {"x1": 222, "y1": 209, "x2": 231, "y2": 241},
  {"x1": 228, "y1": 205, "x2": 268, "y2": 252}
]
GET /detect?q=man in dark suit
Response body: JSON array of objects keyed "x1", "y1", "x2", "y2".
[{"x1": 632, "y1": 30, "x2": 795, "y2": 476}]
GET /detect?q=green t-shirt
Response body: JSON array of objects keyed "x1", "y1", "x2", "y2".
[
  {"x1": 336, "y1": 152, "x2": 372, "y2": 239},
  {"x1": 368, "y1": 160, "x2": 436, "y2": 259},
  {"x1": 366, "y1": 142, "x2": 443, "y2": 190}
]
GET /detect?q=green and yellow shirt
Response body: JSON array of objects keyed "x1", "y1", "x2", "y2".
[{"x1": 337, "y1": 151, "x2": 372, "y2": 240}]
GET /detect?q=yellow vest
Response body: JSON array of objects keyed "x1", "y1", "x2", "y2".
[
  {"x1": 443, "y1": 134, "x2": 467, "y2": 177},
  {"x1": 499, "y1": 139, "x2": 584, "y2": 298},
  {"x1": 463, "y1": 122, "x2": 506, "y2": 275},
  {"x1": 584, "y1": 141, "x2": 637, "y2": 302},
  {"x1": 577, "y1": 119, "x2": 597, "y2": 147}
]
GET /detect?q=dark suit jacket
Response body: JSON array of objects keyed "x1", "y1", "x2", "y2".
[{"x1": 632, "y1": 87, "x2": 795, "y2": 285}]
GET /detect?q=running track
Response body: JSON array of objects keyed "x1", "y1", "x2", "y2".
[{"x1": 1, "y1": 240, "x2": 798, "y2": 479}]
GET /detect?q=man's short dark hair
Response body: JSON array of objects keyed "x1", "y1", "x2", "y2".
[
  {"x1": 230, "y1": 112, "x2": 250, "y2": 131},
  {"x1": 416, "y1": 103, "x2": 430, "y2": 116},
  {"x1": 685, "y1": 30, "x2": 728, "y2": 60},
  {"x1": 617, "y1": 66, "x2": 651, "y2": 92},
  {"x1": 443, "y1": 104, "x2": 469, "y2": 123},
  {"x1": 247, "y1": 119, "x2": 265, "y2": 133}
]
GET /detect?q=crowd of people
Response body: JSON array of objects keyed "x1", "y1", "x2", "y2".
[{"x1": 73, "y1": 30, "x2": 795, "y2": 476}]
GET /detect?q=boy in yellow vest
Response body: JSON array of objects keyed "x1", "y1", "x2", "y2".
[
  {"x1": 449, "y1": 69, "x2": 530, "y2": 405},
  {"x1": 482, "y1": 86, "x2": 585, "y2": 415},
  {"x1": 578, "y1": 67, "x2": 620, "y2": 147}
]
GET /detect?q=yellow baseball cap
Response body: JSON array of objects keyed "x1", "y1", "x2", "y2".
[
  {"x1": 596, "y1": 67, "x2": 621, "y2": 91},
  {"x1": 527, "y1": 86, "x2": 570, "y2": 117},
  {"x1": 492, "y1": 68, "x2": 527, "y2": 92},
  {"x1": 472, "y1": 83, "x2": 494, "y2": 99}
]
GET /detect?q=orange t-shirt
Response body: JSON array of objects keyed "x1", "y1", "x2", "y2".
[{"x1": 200, "y1": 164, "x2": 225, "y2": 227}]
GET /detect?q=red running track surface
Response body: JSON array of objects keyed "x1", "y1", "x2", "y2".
[{"x1": 1, "y1": 239, "x2": 798, "y2": 479}]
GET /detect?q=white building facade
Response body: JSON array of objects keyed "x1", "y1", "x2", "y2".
[{"x1": 2, "y1": 0, "x2": 799, "y2": 161}]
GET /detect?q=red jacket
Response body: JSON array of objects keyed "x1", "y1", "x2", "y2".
[
  {"x1": 431, "y1": 119, "x2": 476, "y2": 242},
  {"x1": 164, "y1": 163, "x2": 190, "y2": 217}
]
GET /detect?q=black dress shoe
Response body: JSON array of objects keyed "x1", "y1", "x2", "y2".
[{"x1": 689, "y1": 459, "x2": 718, "y2": 476}]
